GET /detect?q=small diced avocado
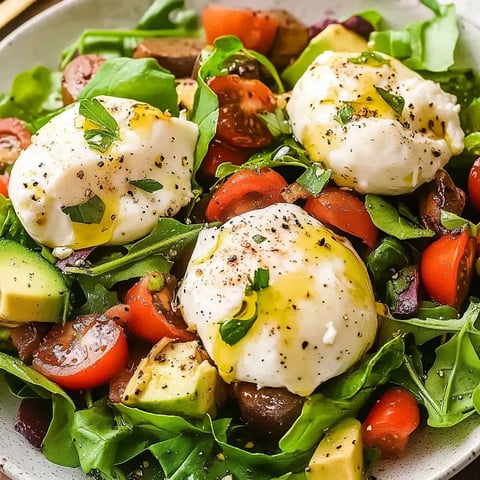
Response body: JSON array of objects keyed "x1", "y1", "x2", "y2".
[
  {"x1": 0, "y1": 239, "x2": 67, "y2": 327},
  {"x1": 282, "y1": 24, "x2": 368, "y2": 88},
  {"x1": 306, "y1": 417, "x2": 364, "y2": 480},
  {"x1": 122, "y1": 339, "x2": 225, "y2": 418}
]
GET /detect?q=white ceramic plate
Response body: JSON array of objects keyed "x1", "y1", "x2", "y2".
[{"x1": 0, "y1": 1, "x2": 480, "y2": 479}]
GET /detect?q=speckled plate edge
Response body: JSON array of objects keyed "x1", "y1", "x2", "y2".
[{"x1": 0, "y1": 1, "x2": 479, "y2": 479}]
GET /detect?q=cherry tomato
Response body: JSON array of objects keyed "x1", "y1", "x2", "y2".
[
  {"x1": 363, "y1": 387, "x2": 420, "y2": 459},
  {"x1": 303, "y1": 186, "x2": 378, "y2": 248},
  {"x1": 0, "y1": 117, "x2": 32, "y2": 166},
  {"x1": 208, "y1": 75, "x2": 276, "y2": 149},
  {"x1": 468, "y1": 157, "x2": 480, "y2": 212},
  {"x1": 198, "y1": 138, "x2": 253, "y2": 186},
  {"x1": 202, "y1": 5, "x2": 279, "y2": 55},
  {"x1": 0, "y1": 172, "x2": 9, "y2": 197},
  {"x1": 420, "y1": 228, "x2": 476, "y2": 308},
  {"x1": 124, "y1": 272, "x2": 195, "y2": 344},
  {"x1": 205, "y1": 168, "x2": 288, "y2": 223},
  {"x1": 32, "y1": 314, "x2": 128, "y2": 390}
]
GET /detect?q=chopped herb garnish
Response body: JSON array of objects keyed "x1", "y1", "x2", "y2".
[
  {"x1": 333, "y1": 104, "x2": 355, "y2": 125},
  {"x1": 220, "y1": 267, "x2": 270, "y2": 345},
  {"x1": 258, "y1": 108, "x2": 291, "y2": 137},
  {"x1": 129, "y1": 178, "x2": 164, "y2": 193},
  {"x1": 79, "y1": 98, "x2": 120, "y2": 152},
  {"x1": 252, "y1": 234, "x2": 267, "y2": 244},
  {"x1": 348, "y1": 51, "x2": 391, "y2": 66},
  {"x1": 62, "y1": 194, "x2": 106, "y2": 224},
  {"x1": 296, "y1": 163, "x2": 332, "y2": 196},
  {"x1": 375, "y1": 86, "x2": 405, "y2": 116}
]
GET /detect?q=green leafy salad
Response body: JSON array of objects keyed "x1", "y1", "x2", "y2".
[{"x1": 1, "y1": 0, "x2": 480, "y2": 479}]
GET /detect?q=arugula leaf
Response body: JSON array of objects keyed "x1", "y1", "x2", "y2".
[
  {"x1": 83, "y1": 129, "x2": 119, "y2": 153},
  {"x1": 0, "y1": 196, "x2": 38, "y2": 249},
  {"x1": 136, "y1": 0, "x2": 198, "y2": 30},
  {"x1": 365, "y1": 194, "x2": 435, "y2": 239},
  {"x1": 258, "y1": 108, "x2": 291, "y2": 137},
  {"x1": 62, "y1": 194, "x2": 106, "y2": 224},
  {"x1": 129, "y1": 179, "x2": 164, "y2": 193},
  {"x1": 333, "y1": 104, "x2": 355, "y2": 125},
  {"x1": 374, "y1": 86, "x2": 405, "y2": 116}
]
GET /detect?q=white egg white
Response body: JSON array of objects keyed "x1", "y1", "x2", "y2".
[
  {"x1": 177, "y1": 203, "x2": 378, "y2": 396},
  {"x1": 8, "y1": 96, "x2": 198, "y2": 250},
  {"x1": 287, "y1": 50, "x2": 464, "y2": 195}
]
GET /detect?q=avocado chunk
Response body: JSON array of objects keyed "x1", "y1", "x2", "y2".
[
  {"x1": 282, "y1": 24, "x2": 368, "y2": 88},
  {"x1": 306, "y1": 417, "x2": 364, "y2": 480},
  {"x1": 0, "y1": 239, "x2": 67, "y2": 327},
  {"x1": 122, "y1": 338, "x2": 225, "y2": 418}
]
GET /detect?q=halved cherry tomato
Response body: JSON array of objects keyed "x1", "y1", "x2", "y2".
[
  {"x1": 0, "y1": 117, "x2": 32, "y2": 166},
  {"x1": 198, "y1": 138, "x2": 253, "y2": 186},
  {"x1": 208, "y1": 74, "x2": 276, "y2": 149},
  {"x1": 468, "y1": 157, "x2": 480, "y2": 212},
  {"x1": 0, "y1": 172, "x2": 9, "y2": 197},
  {"x1": 32, "y1": 314, "x2": 128, "y2": 390},
  {"x1": 123, "y1": 272, "x2": 195, "y2": 344},
  {"x1": 363, "y1": 387, "x2": 420, "y2": 459},
  {"x1": 205, "y1": 168, "x2": 288, "y2": 223},
  {"x1": 303, "y1": 186, "x2": 378, "y2": 248},
  {"x1": 420, "y1": 228, "x2": 476, "y2": 308},
  {"x1": 202, "y1": 5, "x2": 279, "y2": 55}
]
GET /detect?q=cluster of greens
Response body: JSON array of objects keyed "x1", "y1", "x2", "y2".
[{"x1": 0, "y1": 0, "x2": 480, "y2": 479}]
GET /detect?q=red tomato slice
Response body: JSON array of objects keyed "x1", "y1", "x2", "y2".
[
  {"x1": 205, "y1": 168, "x2": 288, "y2": 223},
  {"x1": 363, "y1": 387, "x2": 420, "y2": 459},
  {"x1": 303, "y1": 186, "x2": 378, "y2": 248},
  {"x1": 198, "y1": 138, "x2": 253, "y2": 186},
  {"x1": 0, "y1": 172, "x2": 9, "y2": 197},
  {"x1": 208, "y1": 74, "x2": 276, "y2": 149},
  {"x1": 124, "y1": 272, "x2": 195, "y2": 344},
  {"x1": 420, "y1": 228, "x2": 476, "y2": 308},
  {"x1": 32, "y1": 314, "x2": 128, "y2": 390},
  {"x1": 202, "y1": 5, "x2": 279, "y2": 55},
  {"x1": 468, "y1": 157, "x2": 480, "y2": 211}
]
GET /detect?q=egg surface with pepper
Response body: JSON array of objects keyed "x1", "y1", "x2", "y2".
[
  {"x1": 8, "y1": 95, "x2": 198, "y2": 250},
  {"x1": 287, "y1": 50, "x2": 464, "y2": 195},
  {"x1": 177, "y1": 203, "x2": 378, "y2": 396}
]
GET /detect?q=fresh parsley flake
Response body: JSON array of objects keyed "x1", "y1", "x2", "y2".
[
  {"x1": 79, "y1": 98, "x2": 120, "y2": 152},
  {"x1": 129, "y1": 178, "x2": 164, "y2": 193},
  {"x1": 62, "y1": 194, "x2": 106, "y2": 224},
  {"x1": 333, "y1": 104, "x2": 355, "y2": 125},
  {"x1": 375, "y1": 87, "x2": 405, "y2": 116},
  {"x1": 252, "y1": 234, "x2": 267, "y2": 244},
  {"x1": 348, "y1": 51, "x2": 391, "y2": 66}
]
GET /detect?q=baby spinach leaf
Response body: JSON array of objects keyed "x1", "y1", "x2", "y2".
[
  {"x1": 78, "y1": 57, "x2": 179, "y2": 116},
  {"x1": 365, "y1": 194, "x2": 435, "y2": 239}
]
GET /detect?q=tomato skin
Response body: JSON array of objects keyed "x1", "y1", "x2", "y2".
[
  {"x1": 468, "y1": 157, "x2": 480, "y2": 211},
  {"x1": 420, "y1": 229, "x2": 476, "y2": 308},
  {"x1": 124, "y1": 273, "x2": 195, "y2": 344},
  {"x1": 198, "y1": 138, "x2": 253, "y2": 186},
  {"x1": 0, "y1": 172, "x2": 9, "y2": 197},
  {"x1": 32, "y1": 314, "x2": 129, "y2": 390},
  {"x1": 208, "y1": 75, "x2": 276, "y2": 149},
  {"x1": 363, "y1": 387, "x2": 420, "y2": 459},
  {"x1": 205, "y1": 168, "x2": 288, "y2": 223},
  {"x1": 303, "y1": 187, "x2": 378, "y2": 248},
  {"x1": 203, "y1": 5, "x2": 278, "y2": 55}
]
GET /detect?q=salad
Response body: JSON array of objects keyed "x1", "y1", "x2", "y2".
[{"x1": 1, "y1": 0, "x2": 480, "y2": 479}]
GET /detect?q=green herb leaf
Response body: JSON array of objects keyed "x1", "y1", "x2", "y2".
[
  {"x1": 79, "y1": 98, "x2": 120, "y2": 152},
  {"x1": 296, "y1": 164, "x2": 332, "y2": 196},
  {"x1": 252, "y1": 267, "x2": 270, "y2": 291},
  {"x1": 333, "y1": 104, "x2": 355, "y2": 125},
  {"x1": 375, "y1": 86, "x2": 405, "y2": 116},
  {"x1": 347, "y1": 51, "x2": 390, "y2": 66},
  {"x1": 129, "y1": 178, "x2": 164, "y2": 193},
  {"x1": 252, "y1": 234, "x2": 267, "y2": 244},
  {"x1": 258, "y1": 108, "x2": 291, "y2": 137},
  {"x1": 219, "y1": 317, "x2": 258, "y2": 346},
  {"x1": 62, "y1": 194, "x2": 106, "y2": 224}
]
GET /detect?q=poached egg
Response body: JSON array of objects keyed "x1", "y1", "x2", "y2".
[
  {"x1": 8, "y1": 95, "x2": 198, "y2": 250},
  {"x1": 177, "y1": 203, "x2": 378, "y2": 396},
  {"x1": 287, "y1": 50, "x2": 464, "y2": 195}
]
